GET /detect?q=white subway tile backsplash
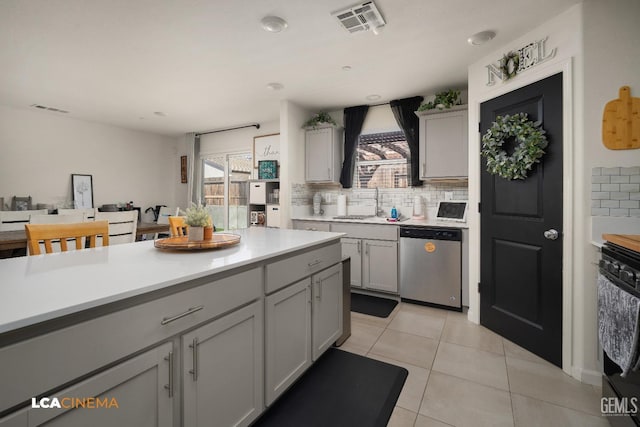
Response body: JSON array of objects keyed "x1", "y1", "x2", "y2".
[
  {"x1": 602, "y1": 167, "x2": 621, "y2": 176},
  {"x1": 591, "y1": 166, "x2": 640, "y2": 218},
  {"x1": 611, "y1": 176, "x2": 630, "y2": 184},
  {"x1": 621, "y1": 167, "x2": 640, "y2": 176}
]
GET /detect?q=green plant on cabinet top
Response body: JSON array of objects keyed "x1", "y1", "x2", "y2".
[
  {"x1": 302, "y1": 112, "x2": 338, "y2": 129},
  {"x1": 417, "y1": 89, "x2": 462, "y2": 111}
]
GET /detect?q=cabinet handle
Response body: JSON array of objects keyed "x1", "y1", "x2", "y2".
[
  {"x1": 315, "y1": 279, "x2": 323, "y2": 300},
  {"x1": 422, "y1": 163, "x2": 426, "y2": 176},
  {"x1": 365, "y1": 243, "x2": 369, "y2": 255},
  {"x1": 164, "y1": 351, "x2": 174, "y2": 397},
  {"x1": 327, "y1": 168, "x2": 331, "y2": 179},
  {"x1": 308, "y1": 259, "x2": 322, "y2": 268},
  {"x1": 189, "y1": 338, "x2": 199, "y2": 381},
  {"x1": 357, "y1": 240, "x2": 361, "y2": 254},
  {"x1": 160, "y1": 305, "x2": 204, "y2": 325}
]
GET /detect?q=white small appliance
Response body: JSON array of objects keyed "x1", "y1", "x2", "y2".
[
  {"x1": 313, "y1": 193, "x2": 322, "y2": 216},
  {"x1": 435, "y1": 201, "x2": 467, "y2": 222}
]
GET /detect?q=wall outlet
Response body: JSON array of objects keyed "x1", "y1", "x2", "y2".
[{"x1": 444, "y1": 192, "x2": 453, "y2": 201}]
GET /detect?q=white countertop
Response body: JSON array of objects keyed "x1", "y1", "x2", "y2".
[
  {"x1": 292, "y1": 215, "x2": 469, "y2": 229},
  {"x1": 0, "y1": 228, "x2": 343, "y2": 335}
]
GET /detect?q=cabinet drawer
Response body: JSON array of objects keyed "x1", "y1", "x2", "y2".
[
  {"x1": 0, "y1": 268, "x2": 262, "y2": 413},
  {"x1": 292, "y1": 220, "x2": 331, "y2": 232},
  {"x1": 330, "y1": 223, "x2": 398, "y2": 241},
  {"x1": 266, "y1": 205, "x2": 280, "y2": 228},
  {"x1": 265, "y1": 243, "x2": 341, "y2": 294},
  {"x1": 250, "y1": 182, "x2": 266, "y2": 204}
]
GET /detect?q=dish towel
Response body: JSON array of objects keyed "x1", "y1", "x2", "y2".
[{"x1": 598, "y1": 273, "x2": 640, "y2": 377}]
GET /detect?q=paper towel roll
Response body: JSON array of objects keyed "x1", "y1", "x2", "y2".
[
  {"x1": 413, "y1": 195, "x2": 423, "y2": 216},
  {"x1": 337, "y1": 195, "x2": 347, "y2": 216}
]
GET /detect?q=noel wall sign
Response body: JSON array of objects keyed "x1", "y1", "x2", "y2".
[{"x1": 486, "y1": 37, "x2": 557, "y2": 86}]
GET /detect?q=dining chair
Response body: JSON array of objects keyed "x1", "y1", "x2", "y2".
[
  {"x1": 28, "y1": 213, "x2": 87, "y2": 254},
  {"x1": 168, "y1": 216, "x2": 189, "y2": 237},
  {"x1": 94, "y1": 210, "x2": 138, "y2": 245},
  {"x1": 0, "y1": 209, "x2": 49, "y2": 231},
  {"x1": 57, "y1": 208, "x2": 97, "y2": 221},
  {"x1": 25, "y1": 221, "x2": 110, "y2": 255}
]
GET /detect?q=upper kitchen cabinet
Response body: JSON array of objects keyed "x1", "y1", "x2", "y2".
[
  {"x1": 305, "y1": 125, "x2": 343, "y2": 183},
  {"x1": 416, "y1": 105, "x2": 468, "y2": 180}
]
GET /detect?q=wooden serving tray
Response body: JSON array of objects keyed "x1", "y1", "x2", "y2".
[
  {"x1": 154, "y1": 234, "x2": 241, "y2": 250},
  {"x1": 603, "y1": 234, "x2": 640, "y2": 253}
]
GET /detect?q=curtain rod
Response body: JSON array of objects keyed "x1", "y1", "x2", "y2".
[
  {"x1": 369, "y1": 102, "x2": 390, "y2": 107},
  {"x1": 195, "y1": 123, "x2": 260, "y2": 137}
]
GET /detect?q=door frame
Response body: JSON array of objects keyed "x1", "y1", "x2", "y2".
[{"x1": 467, "y1": 58, "x2": 574, "y2": 376}]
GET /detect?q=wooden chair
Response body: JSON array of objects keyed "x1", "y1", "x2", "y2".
[
  {"x1": 28, "y1": 213, "x2": 86, "y2": 254},
  {"x1": 0, "y1": 209, "x2": 49, "y2": 231},
  {"x1": 25, "y1": 221, "x2": 110, "y2": 255},
  {"x1": 168, "y1": 216, "x2": 189, "y2": 237},
  {"x1": 95, "y1": 210, "x2": 138, "y2": 245}
]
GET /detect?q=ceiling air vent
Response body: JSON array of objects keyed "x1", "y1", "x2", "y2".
[
  {"x1": 30, "y1": 104, "x2": 69, "y2": 114},
  {"x1": 332, "y1": 1, "x2": 386, "y2": 34}
]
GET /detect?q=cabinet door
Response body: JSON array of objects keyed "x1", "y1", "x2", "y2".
[
  {"x1": 363, "y1": 240, "x2": 398, "y2": 293},
  {"x1": 182, "y1": 301, "x2": 264, "y2": 427},
  {"x1": 420, "y1": 109, "x2": 468, "y2": 179},
  {"x1": 27, "y1": 342, "x2": 173, "y2": 427},
  {"x1": 292, "y1": 220, "x2": 331, "y2": 232},
  {"x1": 0, "y1": 409, "x2": 27, "y2": 427},
  {"x1": 340, "y1": 238, "x2": 362, "y2": 287},
  {"x1": 305, "y1": 127, "x2": 333, "y2": 182},
  {"x1": 312, "y1": 263, "x2": 343, "y2": 361},
  {"x1": 265, "y1": 278, "x2": 312, "y2": 405}
]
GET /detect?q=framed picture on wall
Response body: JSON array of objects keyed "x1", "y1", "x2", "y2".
[
  {"x1": 71, "y1": 174, "x2": 94, "y2": 209},
  {"x1": 181, "y1": 155, "x2": 188, "y2": 183},
  {"x1": 253, "y1": 133, "x2": 280, "y2": 168},
  {"x1": 258, "y1": 160, "x2": 278, "y2": 179}
]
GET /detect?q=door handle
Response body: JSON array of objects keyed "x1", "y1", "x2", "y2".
[{"x1": 543, "y1": 229, "x2": 559, "y2": 240}]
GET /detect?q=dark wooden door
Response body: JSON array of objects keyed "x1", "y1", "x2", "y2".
[{"x1": 480, "y1": 73, "x2": 563, "y2": 367}]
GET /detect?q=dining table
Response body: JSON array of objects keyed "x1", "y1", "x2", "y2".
[{"x1": 0, "y1": 222, "x2": 170, "y2": 257}]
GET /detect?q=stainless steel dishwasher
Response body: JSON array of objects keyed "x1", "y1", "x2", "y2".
[{"x1": 399, "y1": 226, "x2": 462, "y2": 310}]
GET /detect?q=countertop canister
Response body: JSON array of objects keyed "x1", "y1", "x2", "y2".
[{"x1": 337, "y1": 195, "x2": 347, "y2": 216}]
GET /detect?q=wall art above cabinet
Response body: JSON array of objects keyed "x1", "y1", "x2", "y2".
[{"x1": 416, "y1": 105, "x2": 468, "y2": 180}]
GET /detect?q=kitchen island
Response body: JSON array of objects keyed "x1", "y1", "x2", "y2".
[{"x1": 0, "y1": 227, "x2": 344, "y2": 427}]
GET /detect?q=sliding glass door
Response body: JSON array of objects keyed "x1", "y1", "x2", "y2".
[{"x1": 202, "y1": 153, "x2": 251, "y2": 230}]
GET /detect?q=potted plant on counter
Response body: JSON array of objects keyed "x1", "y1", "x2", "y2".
[{"x1": 183, "y1": 203, "x2": 210, "y2": 241}]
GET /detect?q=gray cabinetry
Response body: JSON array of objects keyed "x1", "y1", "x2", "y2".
[
  {"x1": 292, "y1": 220, "x2": 331, "y2": 232},
  {"x1": 8, "y1": 342, "x2": 173, "y2": 427},
  {"x1": 312, "y1": 263, "x2": 343, "y2": 360},
  {"x1": 417, "y1": 106, "x2": 468, "y2": 179},
  {"x1": 362, "y1": 239, "x2": 398, "y2": 293},
  {"x1": 330, "y1": 223, "x2": 399, "y2": 294},
  {"x1": 182, "y1": 301, "x2": 264, "y2": 427},
  {"x1": 305, "y1": 125, "x2": 343, "y2": 183},
  {"x1": 265, "y1": 279, "x2": 312, "y2": 406}
]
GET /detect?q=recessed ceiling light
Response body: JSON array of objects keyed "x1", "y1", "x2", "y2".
[
  {"x1": 342, "y1": 65, "x2": 352, "y2": 71},
  {"x1": 154, "y1": 111, "x2": 167, "y2": 117},
  {"x1": 467, "y1": 31, "x2": 496, "y2": 46},
  {"x1": 261, "y1": 16, "x2": 288, "y2": 33},
  {"x1": 366, "y1": 94, "x2": 381, "y2": 101},
  {"x1": 266, "y1": 82, "x2": 284, "y2": 90}
]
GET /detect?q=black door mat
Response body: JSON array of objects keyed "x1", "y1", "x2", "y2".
[
  {"x1": 253, "y1": 348, "x2": 408, "y2": 427},
  {"x1": 351, "y1": 292, "x2": 398, "y2": 318}
]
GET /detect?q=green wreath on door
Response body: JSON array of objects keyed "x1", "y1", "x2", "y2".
[{"x1": 481, "y1": 113, "x2": 548, "y2": 180}]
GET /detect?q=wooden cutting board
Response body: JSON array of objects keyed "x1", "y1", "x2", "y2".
[
  {"x1": 602, "y1": 86, "x2": 640, "y2": 149},
  {"x1": 603, "y1": 234, "x2": 640, "y2": 253}
]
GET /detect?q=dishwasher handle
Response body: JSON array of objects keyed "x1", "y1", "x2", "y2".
[{"x1": 399, "y1": 226, "x2": 461, "y2": 241}]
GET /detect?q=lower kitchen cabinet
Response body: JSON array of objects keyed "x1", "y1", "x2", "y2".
[
  {"x1": 341, "y1": 237, "x2": 398, "y2": 293},
  {"x1": 182, "y1": 301, "x2": 264, "y2": 427},
  {"x1": 363, "y1": 239, "x2": 398, "y2": 293},
  {"x1": 340, "y1": 238, "x2": 362, "y2": 288},
  {"x1": 312, "y1": 263, "x2": 343, "y2": 361},
  {"x1": 265, "y1": 279, "x2": 312, "y2": 406},
  {"x1": 22, "y1": 342, "x2": 173, "y2": 427}
]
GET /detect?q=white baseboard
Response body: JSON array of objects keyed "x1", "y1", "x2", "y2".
[{"x1": 572, "y1": 366, "x2": 602, "y2": 386}]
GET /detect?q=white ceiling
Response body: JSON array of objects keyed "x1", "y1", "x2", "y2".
[{"x1": 0, "y1": 0, "x2": 581, "y2": 137}]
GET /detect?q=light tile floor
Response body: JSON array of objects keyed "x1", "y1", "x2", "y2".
[{"x1": 340, "y1": 302, "x2": 608, "y2": 427}]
